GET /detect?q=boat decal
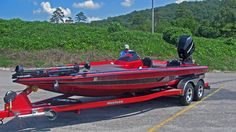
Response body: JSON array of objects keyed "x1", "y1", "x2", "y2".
[
  {"x1": 107, "y1": 100, "x2": 124, "y2": 105},
  {"x1": 60, "y1": 77, "x2": 166, "y2": 85}
]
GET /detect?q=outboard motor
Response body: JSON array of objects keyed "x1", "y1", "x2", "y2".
[{"x1": 177, "y1": 35, "x2": 195, "y2": 64}]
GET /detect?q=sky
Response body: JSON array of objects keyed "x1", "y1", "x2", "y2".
[{"x1": 0, "y1": 0, "x2": 203, "y2": 22}]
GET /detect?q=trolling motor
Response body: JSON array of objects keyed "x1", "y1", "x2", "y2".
[{"x1": 12, "y1": 63, "x2": 81, "y2": 79}]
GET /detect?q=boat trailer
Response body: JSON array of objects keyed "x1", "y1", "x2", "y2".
[{"x1": 0, "y1": 81, "x2": 210, "y2": 125}]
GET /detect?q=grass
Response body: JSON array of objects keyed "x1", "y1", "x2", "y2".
[
  {"x1": 0, "y1": 55, "x2": 13, "y2": 67},
  {"x1": 0, "y1": 19, "x2": 235, "y2": 70}
]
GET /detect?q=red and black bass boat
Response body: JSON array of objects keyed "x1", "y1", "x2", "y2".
[
  {"x1": 12, "y1": 36, "x2": 208, "y2": 97},
  {"x1": 0, "y1": 36, "x2": 210, "y2": 123}
]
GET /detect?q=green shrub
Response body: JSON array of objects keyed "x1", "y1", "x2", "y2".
[
  {"x1": 107, "y1": 22, "x2": 124, "y2": 33},
  {"x1": 224, "y1": 38, "x2": 236, "y2": 45},
  {"x1": 162, "y1": 27, "x2": 192, "y2": 46},
  {"x1": 197, "y1": 26, "x2": 221, "y2": 38}
]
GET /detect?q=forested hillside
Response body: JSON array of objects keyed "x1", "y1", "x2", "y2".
[
  {"x1": 0, "y1": 18, "x2": 235, "y2": 70},
  {"x1": 92, "y1": 0, "x2": 235, "y2": 38},
  {"x1": 0, "y1": 0, "x2": 235, "y2": 70}
]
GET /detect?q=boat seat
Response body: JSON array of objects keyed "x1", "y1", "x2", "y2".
[
  {"x1": 142, "y1": 57, "x2": 153, "y2": 67},
  {"x1": 167, "y1": 60, "x2": 181, "y2": 67}
]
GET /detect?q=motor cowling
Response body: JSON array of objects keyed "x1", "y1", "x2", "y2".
[{"x1": 178, "y1": 36, "x2": 195, "y2": 62}]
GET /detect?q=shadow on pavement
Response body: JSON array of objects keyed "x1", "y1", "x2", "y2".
[{"x1": 0, "y1": 96, "x2": 181, "y2": 132}]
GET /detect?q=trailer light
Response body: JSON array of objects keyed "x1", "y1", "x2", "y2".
[{"x1": 5, "y1": 105, "x2": 9, "y2": 110}]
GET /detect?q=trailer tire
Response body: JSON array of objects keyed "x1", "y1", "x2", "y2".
[
  {"x1": 180, "y1": 83, "x2": 194, "y2": 106},
  {"x1": 193, "y1": 80, "x2": 204, "y2": 101},
  {"x1": 46, "y1": 110, "x2": 57, "y2": 121}
]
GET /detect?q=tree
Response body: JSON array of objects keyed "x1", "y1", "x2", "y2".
[
  {"x1": 175, "y1": 6, "x2": 194, "y2": 20},
  {"x1": 211, "y1": 0, "x2": 236, "y2": 37},
  {"x1": 173, "y1": 18, "x2": 199, "y2": 34},
  {"x1": 197, "y1": 26, "x2": 221, "y2": 38},
  {"x1": 75, "y1": 12, "x2": 87, "y2": 23},
  {"x1": 65, "y1": 17, "x2": 73, "y2": 24},
  {"x1": 50, "y1": 8, "x2": 65, "y2": 24}
]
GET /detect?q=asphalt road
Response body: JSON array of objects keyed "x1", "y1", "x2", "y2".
[{"x1": 0, "y1": 70, "x2": 235, "y2": 132}]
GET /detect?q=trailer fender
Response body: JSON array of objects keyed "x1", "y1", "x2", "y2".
[{"x1": 177, "y1": 77, "x2": 203, "y2": 96}]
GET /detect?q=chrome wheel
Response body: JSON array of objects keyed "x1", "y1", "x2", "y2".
[
  {"x1": 193, "y1": 80, "x2": 205, "y2": 101},
  {"x1": 186, "y1": 87, "x2": 193, "y2": 102},
  {"x1": 180, "y1": 83, "x2": 194, "y2": 106},
  {"x1": 198, "y1": 85, "x2": 204, "y2": 98},
  {"x1": 46, "y1": 110, "x2": 57, "y2": 121}
]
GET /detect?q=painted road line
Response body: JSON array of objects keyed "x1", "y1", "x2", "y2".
[{"x1": 147, "y1": 85, "x2": 224, "y2": 132}]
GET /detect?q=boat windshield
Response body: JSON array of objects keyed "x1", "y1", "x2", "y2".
[{"x1": 118, "y1": 51, "x2": 140, "y2": 62}]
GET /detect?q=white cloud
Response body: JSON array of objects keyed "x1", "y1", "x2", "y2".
[
  {"x1": 121, "y1": 0, "x2": 134, "y2": 7},
  {"x1": 73, "y1": 0, "x2": 101, "y2": 9},
  {"x1": 41, "y1": 2, "x2": 55, "y2": 14},
  {"x1": 176, "y1": 0, "x2": 204, "y2": 4},
  {"x1": 87, "y1": 16, "x2": 102, "y2": 23},
  {"x1": 33, "y1": 2, "x2": 71, "y2": 16}
]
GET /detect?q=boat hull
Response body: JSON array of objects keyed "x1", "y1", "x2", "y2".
[{"x1": 14, "y1": 66, "x2": 208, "y2": 97}]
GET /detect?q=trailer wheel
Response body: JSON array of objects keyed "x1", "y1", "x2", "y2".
[
  {"x1": 193, "y1": 80, "x2": 204, "y2": 101},
  {"x1": 180, "y1": 83, "x2": 194, "y2": 106}
]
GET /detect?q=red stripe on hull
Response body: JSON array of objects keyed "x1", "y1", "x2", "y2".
[{"x1": 15, "y1": 66, "x2": 208, "y2": 96}]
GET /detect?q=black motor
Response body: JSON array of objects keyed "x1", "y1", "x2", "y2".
[{"x1": 178, "y1": 35, "x2": 195, "y2": 63}]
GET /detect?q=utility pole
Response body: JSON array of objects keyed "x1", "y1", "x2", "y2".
[{"x1": 152, "y1": 0, "x2": 155, "y2": 33}]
